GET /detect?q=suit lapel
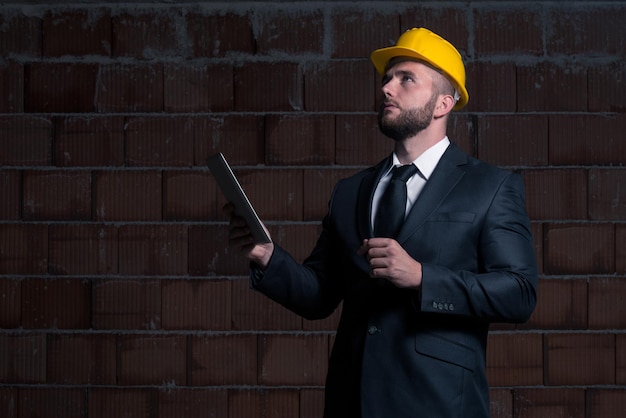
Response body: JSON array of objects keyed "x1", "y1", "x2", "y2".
[
  {"x1": 397, "y1": 143, "x2": 469, "y2": 243},
  {"x1": 357, "y1": 155, "x2": 393, "y2": 239}
]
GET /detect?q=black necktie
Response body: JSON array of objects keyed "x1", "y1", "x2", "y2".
[{"x1": 374, "y1": 164, "x2": 418, "y2": 238}]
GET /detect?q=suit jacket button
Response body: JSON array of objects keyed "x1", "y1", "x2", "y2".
[
  {"x1": 437, "y1": 302, "x2": 444, "y2": 310},
  {"x1": 449, "y1": 303, "x2": 455, "y2": 311},
  {"x1": 368, "y1": 325, "x2": 379, "y2": 335}
]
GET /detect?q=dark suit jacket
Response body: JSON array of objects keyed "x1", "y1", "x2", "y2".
[{"x1": 251, "y1": 143, "x2": 538, "y2": 418}]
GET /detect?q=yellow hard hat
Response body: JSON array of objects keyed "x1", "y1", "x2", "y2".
[{"x1": 370, "y1": 28, "x2": 469, "y2": 110}]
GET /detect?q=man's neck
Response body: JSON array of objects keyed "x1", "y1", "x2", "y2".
[{"x1": 393, "y1": 128, "x2": 448, "y2": 164}]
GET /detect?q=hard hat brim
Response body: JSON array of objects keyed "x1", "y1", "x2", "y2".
[{"x1": 370, "y1": 46, "x2": 469, "y2": 111}]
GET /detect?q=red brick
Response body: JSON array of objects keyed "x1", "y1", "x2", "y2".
[
  {"x1": 548, "y1": 6, "x2": 626, "y2": 55},
  {"x1": 0, "y1": 170, "x2": 20, "y2": 220},
  {"x1": 489, "y1": 388, "x2": 512, "y2": 418},
  {"x1": 43, "y1": 8, "x2": 111, "y2": 57},
  {"x1": 617, "y1": 335, "x2": 626, "y2": 384},
  {"x1": 96, "y1": 63, "x2": 163, "y2": 112},
  {"x1": 55, "y1": 116, "x2": 125, "y2": 167},
  {"x1": 589, "y1": 168, "x2": 626, "y2": 220},
  {"x1": 0, "y1": 333, "x2": 46, "y2": 383},
  {"x1": 517, "y1": 63, "x2": 587, "y2": 112},
  {"x1": 331, "y1": 11, "x2": 399, "y2": 58},
  {"x1": 162, "y1": 279, "x2": 231, "y2": 330},
  {"x1": 265, "y1": 114, "x2": 335, "y2": 165},
  {"x1": 0, "y1": 116, "x2": 51, "y2": 166},
  {"x1": 0, "y1": 13, "x2": 41, "y2": 57},
  {"x1": 231, "y1": 278, "x2": 302, "y2": 331},
  {"x1": 486, "y1": 333, "x2": 543, "y2": 386},
  {"x1": 0, "y1": 61, "x2": 23, "y2": 112},
  {"x1": 465, "y1": 62, "x2": 516, "y2": 112},
  {"x1": 269, "y1": 224, "x2": 322, "y2": 264},
  {"x1": 158, "y1": 389, "x2": 228, "y2": 418},
  {"x1": 95, "y1": 170, "x2": 162, "y2": 221},
  {"x1": 476, "y1": 115, "x2": 548, "y2": 166},
  {"x1": 164, "y1": 170, "x2": 218, "y2": 221},
  {"x1": 18, "y1": 388, "x2": 85, "y2": 418},
  {"x1": 513, "y1": 388, "x2": 585, "y2": 418},
  {"x1": 49, "y1": 224, "x2": 118, "y2": 275},
  {"x1": 23, "y1": 170, "x2": 92, "y2": 221},
  {"x1": 549, "y1": 114, "x2": 626, "y2": 166},
  {"x1": 22, "y1": 278, "x2": 90, "y2": 329},
  {"x1": 112, "y1": 10, "x2": 179, "y2": 58},
  {"x1": 194, "y1": 115, "x2": 264, "y2": 166},
  {"x1": 189, "y1": 334, "x2": 257, "y2": 385},
  {"x1": 531, "y1": 222, "x2": 543, "y2": 275},
  {"x1": 88, "y1": 388, "x2": 153, "y2": 418},
  {"x1": 545, "y1": 333, "x2": 615, "y2": 385},
  {"x1": 304, "y1": 60, "x2": 374, "y2": 112},
  {"x1": 303, "y1": 168, "x2": 362, "y2": 221},
  {"x1": 92, "y1": 279, "x2": 161, "y2": 330},
  {"x1": 256, "y1": 9, "x2": 324, "y2": 55},
  {"x1": 447, "y1": 113, "x2": 475, "y2": 156},
  {"x1": 618, "y1": 225, "x2": 626, "y2": 274},
  {"x1": 300, "y1": 388, "x2": 325, "y2": 418},
  {"x1": 47, "y1": 334, "x2": 116, "y2": 384},
  {"x1": 118, "y1": 225, "x2": 187, "y2": 275},
  {"x1": 0, "y1": 224, "x2": 47, "y2": 275},
  {"x1": 0, "y1": 387, "x2": 16, "y2": 418},
  {"x1": 186, "y1": 11, "x2": 254, "y2": 58},
  {"x1": 258, "y1": 334, "x2": 329, "y2": 385},
  {"x1": 587, "y1": 389, "x2": 626, "y2": 418},
  {"x1": 589, "y1": 62, "x2": 626, "y2": 112},
  {"x1": 335, "y1": 114, "x2": 393, "y2": 166},
  {"x1": 474, "y1": 8, "x2": 542, "y2": 56},
  {"x1": 544, "y1": 223, "x2": 614, "y2": 275},
  {"x1": 588, "y1": 277, "x2": 626, "y2": 329},
  {"x1": 119, "y1": 335, "x2": 186, "y2": 385},
  {"x1": 164, "y1": 63, "x2": 233, "y2": 112},
  {"x1": 522, "y1": 279, "x2": 587, "y2": 330},
  {"x1": 0, "y1": 279, "x2": 20, "y2": 328},
  {"x1": 401, "y1": 8, "x2": 469, "y2": 55},
  {"x1": 25, "y1": 63, "x2": 98, "y2": 112},
  {"x1": 228, "y1": 389, "x2": 300, "y2": 418},
  {"x1": 522, "y1": 169, "x2": 587, "y2": 220},
  {"x1": 125, "y1": 116, "x2": 195, "y2": 166},
  {"x1": 188, "y1": 225, "x2": 246, "y2": 277},
  {"x1": 235, "y1": 62, "x2": 301, "y2": 111}
]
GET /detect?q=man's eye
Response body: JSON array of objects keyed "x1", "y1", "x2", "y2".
[{"x1": 402, "y1": 75, "x2": 414, "y2": 83}]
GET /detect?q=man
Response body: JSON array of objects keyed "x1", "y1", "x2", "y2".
[{"x1": 225, "y1": 28, "x2": 537, "y2": 418}]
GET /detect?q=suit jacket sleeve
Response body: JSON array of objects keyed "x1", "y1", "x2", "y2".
[{"x1": 418, "y1": 171, "x2": 537, "y2": 323}]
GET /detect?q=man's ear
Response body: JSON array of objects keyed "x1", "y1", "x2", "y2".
[{"x1": 434, "y1": 94, "x2": 455, "y2": 118}]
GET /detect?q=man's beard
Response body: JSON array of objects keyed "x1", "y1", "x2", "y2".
[{"x1": 377, "y1": 93, "x2": 437, "y2": 141}]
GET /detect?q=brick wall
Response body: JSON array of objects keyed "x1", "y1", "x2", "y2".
[{"x1": 0, "y1": 1, "x2": 625, "y2": 417}]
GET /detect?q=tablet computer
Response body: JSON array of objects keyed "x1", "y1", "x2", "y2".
[{"x1": 207, "y1": 152, "x2": 271, "y2": 244}]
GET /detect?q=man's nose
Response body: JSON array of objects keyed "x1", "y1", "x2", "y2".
[{"x1": 381, "y1": 81, "x2": 393, "y2": 99}]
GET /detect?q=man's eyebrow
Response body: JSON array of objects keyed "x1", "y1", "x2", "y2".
[{"x1": 382, "y1": 69, "x2": 417, "y2": 84}]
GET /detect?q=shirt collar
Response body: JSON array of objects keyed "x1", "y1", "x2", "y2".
[{"x1": 388, "y1": 136, "x2": 450, "y2": 180}]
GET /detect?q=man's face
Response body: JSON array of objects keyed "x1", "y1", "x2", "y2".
[{"x1": 377, "y1": 60, "x2": 439, "y2": 141}]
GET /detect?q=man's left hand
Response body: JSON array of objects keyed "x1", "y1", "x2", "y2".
[{"x1": 358, "y1": 238, "x2": 423, "y2": 288}]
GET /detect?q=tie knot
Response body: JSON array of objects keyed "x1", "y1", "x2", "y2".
[{"x1": 391, "y1": 164, "x2": 418, "y2": 183}]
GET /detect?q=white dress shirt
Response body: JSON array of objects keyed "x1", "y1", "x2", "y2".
[{"x1": 371, "y1": 137, "x2": 451, "y2": 229}]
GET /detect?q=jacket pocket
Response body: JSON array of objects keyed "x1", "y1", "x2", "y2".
[
  {"x1": 414, "y1": 331, "x2": 476, "y2": 372},
  {"x1": 428, "y1": 211, "x2": 475, "y2": 223}
]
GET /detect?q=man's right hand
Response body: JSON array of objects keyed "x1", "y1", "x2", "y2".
[{"x1": 223, "y1": 203, "x2": 274, "y2": 268}]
